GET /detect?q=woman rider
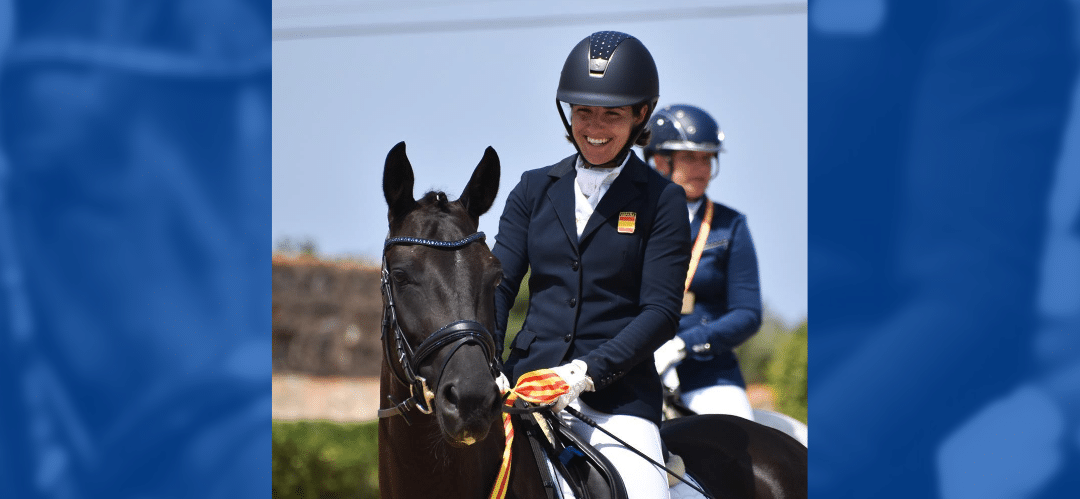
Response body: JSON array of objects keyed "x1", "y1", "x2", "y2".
[
  {"x1": 646, "y1": 104, "x2": 763, "y2": 421},
  {"x1": 492, "y1": 31, "x2": 691, "y2": 499}
]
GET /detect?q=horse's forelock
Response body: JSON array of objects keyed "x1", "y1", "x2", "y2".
[
  {"x1": 419, "y1": 191, "x2": 451, "y2": 211},
  {"x1": 393, "y1": 191, "x2": 473, "y2": 239}
]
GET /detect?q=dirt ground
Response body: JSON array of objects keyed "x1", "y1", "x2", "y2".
[
  {"x1": 272, "y1": 374, "x2": 382, "y2": 422},
  {"x1": 272, "y1": 373, "x2": 777, "y2": 422}
]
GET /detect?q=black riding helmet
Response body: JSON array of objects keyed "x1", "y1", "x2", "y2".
[{"x1": 556, "y1": 31, "x2": 660, "y2": 168}]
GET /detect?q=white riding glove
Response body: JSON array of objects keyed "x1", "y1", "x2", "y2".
[
  {"x1": 551, "y1": 359, "x2": 594, "y2": 412},
  {"x1": 496, "y1": 372, "x2": 511, "y2": 394},
  {"x1": 654, "y1": 337, "x2": 687, "y2": 376}
]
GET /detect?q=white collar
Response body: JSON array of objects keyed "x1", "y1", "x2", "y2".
[
  {"x1": 688, "y1": 197, "x2": 705, "y2": 222},
  {"x1": 575, "y1": 149, "x2": 633, "y2": 172},
  {"x1": 574, "y1": 154, "x2": 629, "y2": 201}
]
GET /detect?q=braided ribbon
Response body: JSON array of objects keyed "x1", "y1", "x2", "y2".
[{"x1": 489, "y1": 369, "x2": 570, "y2": 499}]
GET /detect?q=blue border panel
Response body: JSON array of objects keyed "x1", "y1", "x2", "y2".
[
  {"x1": 810, "y1": 0, "x2": 1078, "y2": 497},
  {"x1": 0, "y1": 2, "x2": 270, "y2": 497}
]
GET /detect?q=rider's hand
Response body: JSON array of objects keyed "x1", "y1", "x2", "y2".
[
  {"x1": 551, "y1": 360, "x2": 594, "y2": 412},
  {"x1": 496, "y1": 372, "x2": 511, "y2": 394},
  {"x1": 654, "y1": 337, "x2": 687, "y2": 375}
]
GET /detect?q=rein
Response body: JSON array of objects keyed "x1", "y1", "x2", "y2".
[{"x1": 377, "y1": 231, "x2": 500, "y2": 423}]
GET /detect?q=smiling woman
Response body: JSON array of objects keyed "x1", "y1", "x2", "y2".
[
  {"x1": 570, "y1": 104, "x2": 648, "y2": 167},
  {"x1": 554, "y1": 31, "x2": 658, "y2": 171},
  {"x1": 492, "y1": 30, "x2": 690, "y2": 499}
]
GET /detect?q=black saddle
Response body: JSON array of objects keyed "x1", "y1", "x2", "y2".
[{"x1": 514, "y1": 409, "x2": 628, "y2": 499}]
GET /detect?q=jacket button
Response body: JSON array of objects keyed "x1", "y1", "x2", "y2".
[
  {"x1": 568, "y1": 298, "x2": 577, "y2": 308},
  {"x1": 571, "y1": 260, "x2": 580, "y2": 271},
  {"x1": 564, "y1": 333, "x2": 572, "y2": 342}
]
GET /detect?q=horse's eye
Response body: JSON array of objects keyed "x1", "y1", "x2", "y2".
[
  {"x1": 492, "y1": 273, "x2": 503, "y2": 288},
  {"x1": 390, "y1": 269, "x2": 411, "y2": 285}
]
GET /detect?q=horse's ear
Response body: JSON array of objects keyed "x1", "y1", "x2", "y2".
[
  {"x1": 383, "y1": 141, "x2": 416, "y2": 223},
  {"x1": 458, "y1": 146, "x2": 500, "y2": 221}
]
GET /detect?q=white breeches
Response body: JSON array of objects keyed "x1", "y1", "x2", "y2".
[
  {"x1": 556, "y1": 399, "x2": 670, "y2": 499},
  {"x1": 682, "y1": 384, "x2": 755, "y2": 421}
]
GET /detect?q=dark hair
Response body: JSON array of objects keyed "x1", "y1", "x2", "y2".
[{"x1": 632, "y1": 102, "x2": 652, "y2": 146}]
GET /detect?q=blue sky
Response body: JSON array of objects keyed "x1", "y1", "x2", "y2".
[{"x1": 272, "y1": 1, "x2": 807, "y2": 324}]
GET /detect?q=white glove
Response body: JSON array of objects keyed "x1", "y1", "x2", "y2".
[
  {"x1": 551, "y1": 359, "x2": 594, "y2": 412},
  {"x1": 661, "y1": 366, "x2": 681, "y2": 392},
  {"x1": 496, "y1": 372, "x2": 511, "y2": 394},
  {"x1": 654, "y1": 337, "x2": 687, "y2": 376}
]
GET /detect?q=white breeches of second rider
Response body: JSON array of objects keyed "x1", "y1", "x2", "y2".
[{"x1": 682, "y1": 384, "x2": 755, "y2": 421}]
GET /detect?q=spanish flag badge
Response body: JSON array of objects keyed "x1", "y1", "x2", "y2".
[{"x1": 617, "y1": 212, "x2": 636, "y2": 234}]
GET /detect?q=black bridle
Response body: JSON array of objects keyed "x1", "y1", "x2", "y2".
[{"x1": 377, "y1": 231, "x2": 500, "y2": 424}]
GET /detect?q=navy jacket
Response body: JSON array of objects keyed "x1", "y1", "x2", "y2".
[
  {"x1": 675, "y1": 200, "x2": 763, "y2": 392},
  {"x1": 493, "y1": 152, "x2": 691, "y2": 425}
]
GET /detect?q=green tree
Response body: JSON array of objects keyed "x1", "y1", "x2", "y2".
[
  {"x1": 272, "y1": 420, "x2": 380, "y2": 499},
  {"x1": 767, "y1": 320, "x2": 807, "y2": 423},
  {"x1": 503, "y1": 268, "x2": 530, "y2": 360},
  {"x1": 299, "y1": 237, "x2": 318, "y2": 257},
  {"x1": 275, "y1": 236, "x2": 296, "y2": 254}
]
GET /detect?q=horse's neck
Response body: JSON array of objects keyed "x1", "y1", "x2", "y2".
[
  {"x1": 377, "y1": 366, "x2": 546, "y2": 499},
  {"x1": 379, "y1": 373, "x2": 506, "y2": 499},
  {"x1": 380, "y1": 418, "x2": 505, "y2": 499}
]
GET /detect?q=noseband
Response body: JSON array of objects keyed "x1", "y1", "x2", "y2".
[{"x1": 377, "y1": 231, "x2": 500, "y2": 423}]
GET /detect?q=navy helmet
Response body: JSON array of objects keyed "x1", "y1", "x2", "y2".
[
  {"x1": 642, "y1": 104, "x2": 725, "y2": 162},
  {"x1": 556, "y1": 31, "x2": 660, "y2": 165}
]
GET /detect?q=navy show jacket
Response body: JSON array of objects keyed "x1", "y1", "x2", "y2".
[
  {"x1": 675, "y1": 200, "x2": 763, "y2": 392},
  {"x1": 493, "y1": 152, "x2": 691, "y2": 425}
]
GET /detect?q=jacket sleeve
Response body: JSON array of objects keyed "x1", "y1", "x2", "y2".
[
  {"x1": 491, "y1": 172, "x2": 532, "y2": 356},
  {"x1": 680, "y1": 214, "x2": 763, "y2": 357},
  {"x1": 581, "y1": 181, "x2": 691, "y2": 388}
]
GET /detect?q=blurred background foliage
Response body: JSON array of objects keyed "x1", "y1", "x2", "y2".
[
  {"x1": 272, "y1": 420, "x2": 380, "y2": 499},
  {"x1": 764, "y1": 320, "x2": 808, "y2": 423}
]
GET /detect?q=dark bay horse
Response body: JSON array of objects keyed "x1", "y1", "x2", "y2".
[
  {"x1": 378, "y1": 141, "x2": 528, "y2": 499},
  {"x1": 379, "y1": 142, "x2": 806, "y2": 499}
]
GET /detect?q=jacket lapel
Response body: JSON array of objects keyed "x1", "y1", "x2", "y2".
[
  {"x1": 580, "y1": 155, "x2": 647, "y2": 243},
  {"x1": 547, "y1": 157, "x2": 580, "y2": 252}
]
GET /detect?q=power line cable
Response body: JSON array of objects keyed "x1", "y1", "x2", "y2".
[
  {"x1": 274, "y1": 0, "x2": 506, "y2": 21},
  {"x1": 273, "y1": 3, "x2": 807, "y2": 41}
]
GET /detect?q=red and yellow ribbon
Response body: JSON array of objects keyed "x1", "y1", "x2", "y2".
[{"x1": 488, "y1": 369, "x2": 569, "y2": 499}]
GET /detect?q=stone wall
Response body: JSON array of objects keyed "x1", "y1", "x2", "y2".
[{"x1": 272, "y1": 256, "x2": 383, "y2": 377}]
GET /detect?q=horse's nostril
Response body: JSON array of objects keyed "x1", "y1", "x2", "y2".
[{"x1": 443, "y1": 384, "x2": 460, "y2": 407}]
